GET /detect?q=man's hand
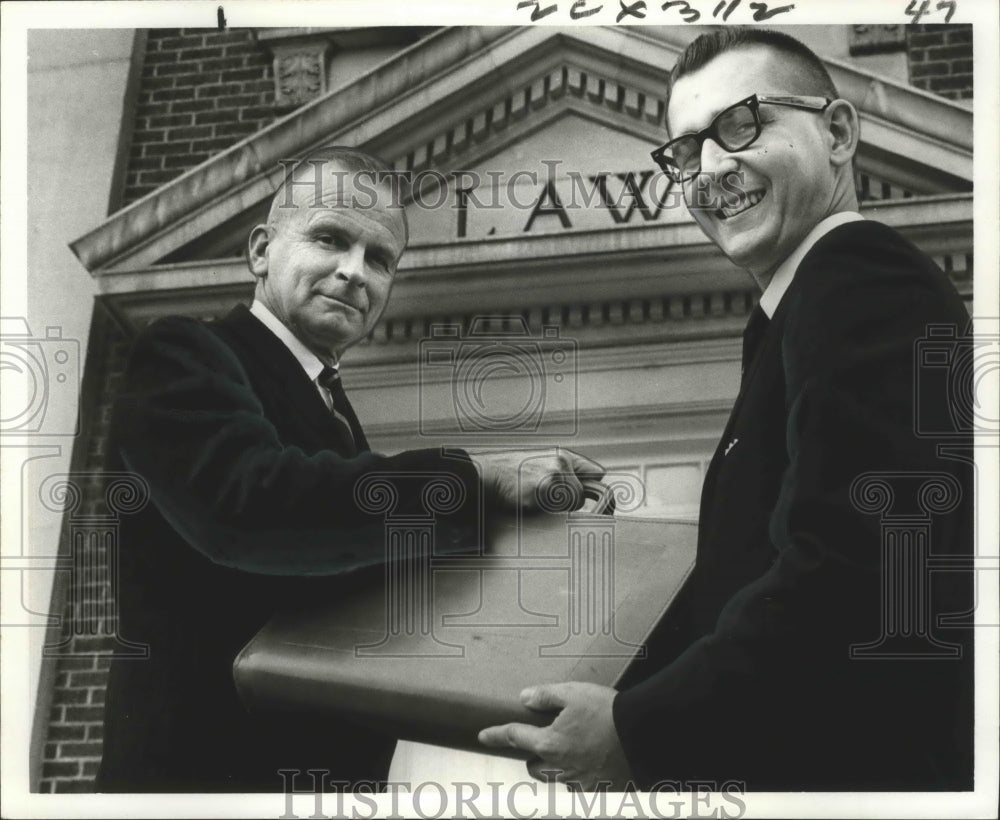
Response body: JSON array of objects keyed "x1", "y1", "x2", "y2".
[
  {"x1": 468, "y1": 448, "x2": 604, "y2": 511},
  {"x1": 478, "y1": 682, "x2": 632, "y2": 791}
]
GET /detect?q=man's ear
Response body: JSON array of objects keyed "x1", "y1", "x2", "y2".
[
  {"x1": 247, "y1": 224, "x2": 271, "y2": 280},
  {"x1": 825, "y1": 99, "x2": 860, "y2": 168}
]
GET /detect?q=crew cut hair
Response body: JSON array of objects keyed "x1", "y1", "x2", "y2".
[
  {"x1": 666, "y1": 28, "x2": 839, "y2": 114},
  {"x1": 268, "y1": 145, "x2": 408, "y2": 243}
]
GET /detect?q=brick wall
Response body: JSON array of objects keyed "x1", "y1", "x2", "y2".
[
  {"x1": 123, "y1": 27, "x2": 276, "y2": 206},
  {"x1": 37, "y1": 313, "x2": 132, "y2": 793},
  {"x1": 906, "y1": 24, "x2": 973, "y2": 100}
]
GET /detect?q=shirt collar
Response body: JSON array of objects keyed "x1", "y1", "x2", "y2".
[
  {"x1": 248, "y1": 301, "x2": 338, "y2": 382},
  {"x1": 758, "y1": 211, "x2": 865, "y2": 318}
]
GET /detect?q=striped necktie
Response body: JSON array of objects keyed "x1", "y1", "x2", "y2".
[{"x1": 317, "y1": 366, "x2": 356, "y2": 452}]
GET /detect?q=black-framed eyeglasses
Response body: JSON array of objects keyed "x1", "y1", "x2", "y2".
[{"x1": 651, "y1": 94, "x2": 833, "y2": 183}]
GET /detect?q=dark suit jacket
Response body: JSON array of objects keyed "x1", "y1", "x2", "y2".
[
  {"x1": 614, "y1": 220, "x2": 974, "y2": 791},
  {"x1": 96, "y1": 304, "x2": 482, "y2": 792}
]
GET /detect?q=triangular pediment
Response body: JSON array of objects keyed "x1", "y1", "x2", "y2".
[
  {"x1": 72, "y1": 25, "x2": 972, "y2": 282},
  {"x1": 406, "y1": 107, "x2": 694, "y2": 244}
]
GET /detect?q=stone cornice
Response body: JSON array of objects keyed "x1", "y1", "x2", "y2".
[
  {"x1": 71, "y1": 26, "x2": 974, "y2": 276},
  {"x1": 95, "y1": 194, "x2": 972, "y2": 374},
  {"x1": 92, "y1": 192, "x2": 973, "y2": 298}
]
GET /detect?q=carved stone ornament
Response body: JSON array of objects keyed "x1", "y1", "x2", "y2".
[{"x1": 270, "y1": 41, "x2": 331, "y2": 109}]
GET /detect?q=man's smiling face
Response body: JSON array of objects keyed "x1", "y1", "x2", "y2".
[
  {"x1": 667, "y1": 46, "x2": 839, "y2": 286},
  {"x1": 249, "y1": 161, "x2": 406, "y2": 361}
]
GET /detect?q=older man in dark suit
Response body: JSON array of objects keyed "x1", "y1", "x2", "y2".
[
  {"x1": 479, "y1": 29, "x2": 974, "y2": 792},
  {"x1": 96, "y1": 146, "x2": 602, "y2": 792}
]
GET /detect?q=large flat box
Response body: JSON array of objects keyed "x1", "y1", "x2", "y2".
[{"x1": 233, "y1": 508, "x2": 696, "y2": 756}]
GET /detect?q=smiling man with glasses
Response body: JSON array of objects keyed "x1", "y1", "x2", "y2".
[{"x1": 480, "y1": 28, "x2": 973, "y2": 793}]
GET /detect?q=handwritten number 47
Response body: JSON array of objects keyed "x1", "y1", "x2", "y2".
[{"x1": 905, "y1": 0, "x2": 957, "y2": 24}]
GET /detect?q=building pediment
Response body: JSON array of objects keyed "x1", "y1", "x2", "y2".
[
  {"x1": 72, "y1": 25, "x2": 973, "y2": 283},
  {"x1": 65, "y1": 24, "x2": 975, "y2": 458}
]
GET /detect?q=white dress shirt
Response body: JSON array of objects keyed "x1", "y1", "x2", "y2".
[
  {"x1": 248, "y1": 301, "x2": 340, "y2": 411},
  {"x1": 758, "y1": 211, "x2": 865, "y2": 318}
]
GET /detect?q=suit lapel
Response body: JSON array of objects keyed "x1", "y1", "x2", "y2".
[
  {"x1": 708, "y1": 297, "x2": 791, "y2": 477},
  {"x1": 715, "y1": 317, "x2": 770, "y2": 449},
  {"x1": 218, "y1": 305, "x2": 361, "y2": 453}
]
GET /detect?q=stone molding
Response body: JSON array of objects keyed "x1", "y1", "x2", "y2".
[
  {"x1": 388, "y1": 60, "x2": 668, "y2": 179},
  {"x1": 91, "y1": 193, "x2": 973, "y2": 339},
  {"x1": 254, "y1": 27, "x2": 420, "y2": 110},
  {"x1": 71, "y1": 27, "x2": 973, "y2": 276}
]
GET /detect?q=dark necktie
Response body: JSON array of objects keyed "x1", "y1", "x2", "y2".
[
  {"x1": 741, "y1": 305, "x2": 770, "y2": 382},
  {"x1": 317, "y1": 366, "x2": 357, "y2": 453}
]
